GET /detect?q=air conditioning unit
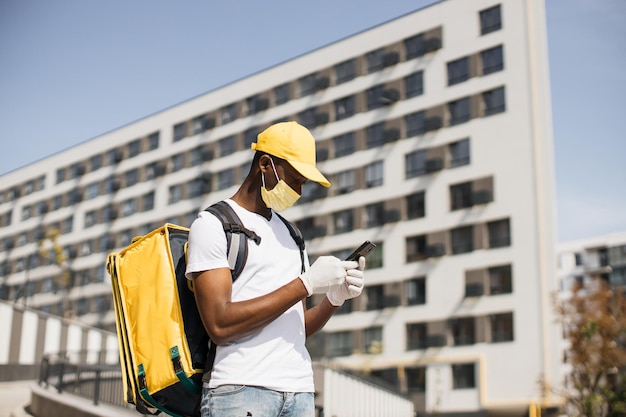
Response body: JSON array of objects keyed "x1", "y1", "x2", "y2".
[
  {"x1": 424, "y1": 116, "x2": 443, "y2": 131},
  {"x1": 314, "y1": 112, "x2": 329, "y2": 126},
  {"x1": 380, "y1": 88, "x2": 400, "y2": 105},
  {"x1": 426, "y1": 334, "x2": 447, "y2": 348},
  {"x1": 384, "y1": 210, "x2": 401, "y2": 223},
  {"x1": 472, "y1": 190, "x2": 492, "y2": 205},
  {"x1": 256, "y1": 98, "x2": 269, "y2": 111},
  {"x1": 382, "y1": 51, "x2": 400, "y2": 67},
  {"x1": 156, "y1": 163, "x2": 167, "y2": 176},
  {"x1": 75, "y1": 165, "x2": 86, "y2": 176},
  {"x1": 114, "y1": 150, "x2": 124, "y2": 163},
  {"x1": 425, "y1": 244, "x2": 445, "y2": 258},
  {"x1": 425, "y1": 158, "x2": 443, "y2": 172},
  {"x1": 383, "y1": 128, "x2": 401, "y2": 143},
  {"x1": 111, "y1": 179, "x2": 121, "y2": 192},
  {"x1": 424, "y1": 37, "x2": 442, "y2": 53},
  {"x1": 108, "y1": 208, "x2": 119, "y2": 221},
  {"x1": 465, "y1": 283, "x2": 484, "y2": 297},
  {"x1": 315, "y1": 76, "x2": 330, "y2": 91},
  {"x1": 4, "y1": 238, "x2": 15, "y2": 250},
  {"x1": 316, "y1": 149, "x2": 329, "y2": 162},
  {"x1": 203, "y1": 117, "x2": 216, "y2": 130}
]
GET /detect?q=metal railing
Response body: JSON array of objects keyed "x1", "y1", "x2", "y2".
[{"x1": 38, "y1": 351, "x2": 129, "y2": 409}]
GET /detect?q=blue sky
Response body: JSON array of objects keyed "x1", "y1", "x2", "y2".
[{"x1": 0, "y1": 0, "x2": 624, "y2": 242}]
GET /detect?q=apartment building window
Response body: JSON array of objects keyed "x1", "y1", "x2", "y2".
[
  {"x1": 450, "y1": 182, "x2": 473, "y2": 210},
  {"x1": 122, "y1": 198, "x2": 137, "y2": 217},
  {"x1": 405, "y1": 71, "x2": 424, "y2": 98},
  {"x1": 365, "y1": 202, "x2": 385, "y2": 228},
  {"x1": 297, "y1": 108, "x2": 317, "y2": 129},
  {"x1": 483, "y1": 86, "x2": 506, "y2": 115},
  {"x1": 482, "y1": 45, "x2": 504, "y2": 75},
  {"x1": 173, "y1": 122, "x2": 187, "y2": 142},
  {"x1": 221, "y1": 103, "x2": 237, "y2": 124},
  {"x1": 406, "y1": 191, "x2": 425, "y2": 219},
  {"x1": 406, "y1": 235, "x2": 427, "y2": 262},
  {"x1": 61, "y1": 216, "x2": 73, "y2": 234},
  {"x1": 491, "y1": 312, "x2": 514, "y2": 342},
  {"x1": 405, "y1": 277, "x2": 426, "y2": 305},
  {"x1": 407, "y1": 323, "x2": 427, "y2": 350},
  {"x1": 488, "y1": 218, "x2": 511, "y2": 248},
  {"x1": 405, "y1": 111, "x2": 426, "y2": 137},
  {"x1": 171, "y1": 153, "x2": 185, "y2": 172},
  {"x1": 406, "y1": 367, "x2": 426, "y2": 392},
  {"x1": 335, "y1": 59, "x2": 356, "y2": 84},
  {"x1": 328, "y1": 331, "x2": 353, "y2": 356},
  {"x1": 366, "y1": 286, "x2": 384, "y2": 311},
  {"x1": 217, "y1": 168, "x2": 234, "y2": 191},
  {"x1": 335, "y1": 170, "x2": 355, "y2": 194},
  {"x1": 22, "y1": 206, "x2": 32, "y2": 221},
  {"x1": 84, "y1": 210, "x2": 96, "y2": 228},
  {"x1": 405, "y1": 33, "x2": 425, "y2": 60},
  {"x1": 365, "y1": 161, "x2": 384, "y2": 188},
  {"x1": 335, "y1": 95, "x2": 355, "y2": 120},
  {"x1": 489, "y1": 265, "x2": 513, "y2": 294},
  {"x1": 52, "y1": 195, "x2": 62, "y2": 210},
  {"x1": 274, "y1": 83, "x2": 290, "y2": 105},
  {"x1": 447, "y1": 57, "x2": 469, "y2": 85},
  {"x1": 246, "y1": 95, "x2": 267, "y2": 115},
  {"x1": 333, "y1": 209, "x2": 353, "y2": 234},
  {"x1": 333, "y1": 132, "x2": 355, "y2": 157},
  {"x1": 148, "y1": 132, "x2": 160, "y2": 150},
  {"x1": 219, "y1": 136, "x2": 236, "y2": 157},
  {"x1": 366, "y1": 122, "x2": 385, "y2": 148},
  {"x1": 142, "y1": 192, "x2": 155, "y2": 211},
  {"x1": 128, "y1": 140, "x2": 141, "y2": 158},
  {"x1": 405, "y1": 149, "x2": 427, "y2": 178},
  {"x1": 90, "y1": 154, "x2": 102, "y2": 171},
  {"x1": 299, "y1": 74, "x2": 317, "y2": 97},
  {"x1": 169, "y1": 185, "x2": 183, "y2": 204},
  {"x1": 452, "y1": 317, "x2": 475, "y2": 345},
  {"x1": 366, "y1": 48, "x2": 385, "y2": 73},
  {"x1": 449, "y1": 138, "x2": 470, "y2": 167},
  {"x1": 125, "y1": 169, "x2": 139, "y2": 187},
  {"x1": 364, "y1": 327, "x2": 383, "y2": 353},
  {"x1": 452, "y1": 363, "x2": 476, "y2": 389},
  {"x1": 451, "y1": 225, "x2": 473, "y2": 254},
  {"x1": 367, "y1": 242, "x2": 383, "y2": 269},
  {"x1": 480, "y1": 5, "x2": 502, "y2": 35},
  {"x1": 85, "y1": 182, "x2": 99, "y2": 200},
  {"x1": 56, "y1": 168, "x2": 66, "y2": 184},
  {"x1": 449, "y1": 97, "x2": 471, "y2": 125},
  {"x1": 188, "y1": 178, "x2": 203, "y2": 199},
  {"x1": 366, "y1": 85, "x2": 385, "y2": 110}
]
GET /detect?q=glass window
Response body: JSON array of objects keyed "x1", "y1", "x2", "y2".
[
  {"x1": 142, "y1": 192, "x2": 155, "y2": 211},
  {"x1": 56, "y1": 168, "x2": 66, "y2": 184},
  {"x1": 335, "y1": 59, "x2": 356, "y2": 84},
  {"x1": 406, "y1": 367, "x2": 426, "y2": 392},
  {"x1": 173, "y1": 122, "x2": 187, "y2": 142},
  {"x1": 188, "y1": 179, "x2": 203, "y2": 199},
  {"x1": 481, "y1": 45, "x2": 504, "y2": 75},
  {"x1": 328, "y1": 331, "x2": 352, "y2": 356},
  {"x1": 404, "y1": 34, "x2": 425, "y2": 60},
  {"x1": 148, "y1": 132, "x2": 160, "y2": 150},
  {"x1": 171, "y1": 153, "x2": 185, "y2": 172},
  {"x1": 297, "y1": 108, "x2": 317, "y2": 129},
  {"x1": 244, "y1": 128, "x2": 258, "y2": 149},
  {"x1": 406, "y1": 322, "x2": 427, "y2": 350},
  {"x1": 128, "y1": 140, "x2": 141, "y2": 158},
  {"x1": 489, "y1": 265, "x2": 513, "y2": 294},
  {"x1": 483, "y1": 86, "x2": 506, "y2": 116},
  {"x1": 405, "y1": 71, "x2": 424, "y2": 98},
  {"x1": 491, "y1": 312, "x2": 514, "y2": 342},
  {"x1": 365, "y1": 202, "x2": 385, "y2": 228},
  {"x1": 221, "y1": 103, "x2": 237, "y2": 124},
  {"x1": 450, "y1": 182, "x2": 473, "y2": 210},
  {"x1": 333, "y1": 209, "x2": 353, "y2": 234},
  {"x1": 84, "y1": 211, "x2": 96, "y2": 228},
  {"x1": 366, "y1": 85, "x2": 385, "y2": 110},
  {"x1": 405, "y1": 150, "x2": 427, "y2": 178},
  {"x1": 122, "y1": 198, "x2": 137, "y2": 217},
  {"x1": 452, "y1": 363, "x2": 476, "y2": 389},
  {"x1": 451, "y1": 225, "x2": 474, "y2": 254},
  {"x1": 90, "y1": 154, "x2": 102, "y2": 171},
  {"x1": 405, "y1": 277, "x2": 426, "y2": 305},
  {"x1": 365, "y1": 160, "x2": 384, "y2": 188},
  {"x1": 480, "y1": 5, "x2": 502, "y2": 35},
  {"x1": 452, "y1": 317, "x2": 475, "y2": 345},
  {"x1": 192, "y1": 115, "x2": 211, "y2": 135},
  {"x1": 299, "y1": 74, "x2": 317, "y2": 97},
  {"x1": 334, "y1": 95, "x2": 355, "y2": 120},
  {"x1": 219, "y1": 136, "x2": 236, "y2": 157},
  {"x1": 366, "y1": 122, "x2": 385, "y2": 148},
  {"x1": 335, "y1": 170, "x2": 355, "y2": 194},
  {"x1": 449, "y1": 139, "x2": 471, "y2": 167},
  {"x1": 366, "y1": 48, "x2": 385, "y2": 73},
  {"x1": 447, "y1": 57, "x2": 470, "y2": 85},
  {"x1": 449, "y1": 97, "x2": 471, "y2": 125},
  {"x1": 125, "y1": 169, "x2": 138, "y2": 187},
  {"x1": 217, "y1": 168, "x2": 234, "y2": 191},
  {"x1": 274, "y1": 83, "x2": 290, "y2": 105},
  {"x1": 333, "y1": 132, "x2": 355, "y2": 158},
  {"x1": 405, "y1": 111, "x2": 426, "y2": 137},
  {"x1": 169, "y1": 185, "x2": 183, "y2": 204},
  {"x1": 406, "y1": 191, "x2": 425, "y2": 219},
  {"x1": 488, "y1": 218, "x2": 511, "y2": 248},
  {"x1": 364, "y1": 327, "x2": 383, "y2": 354},
  {"x1": 406, "y1": 235, "x2": 427, "y2": 262}
]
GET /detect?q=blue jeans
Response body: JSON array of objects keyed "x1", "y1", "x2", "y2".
[{"x1": 201, "y1": 385, "x2": 314, "y2": 417}]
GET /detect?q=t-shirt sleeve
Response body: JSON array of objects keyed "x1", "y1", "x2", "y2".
[{"x1": 185, "y1": 211, "x2": 230, "y2": 279}]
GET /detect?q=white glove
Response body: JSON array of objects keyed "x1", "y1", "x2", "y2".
[
  {"x1": 299, "y1": 256, "x2": 354, "y2": 296},
  {"x1": 327, "y1": 256, "x2": 366, "y2": 306}
]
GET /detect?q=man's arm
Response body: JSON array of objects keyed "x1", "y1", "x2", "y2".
[
  {"x1": 303, "y1": 297, "x2": 338, "y2": 339},
  {"x1": 193, "y1": 268, "x2": 308, "y2": 345}
]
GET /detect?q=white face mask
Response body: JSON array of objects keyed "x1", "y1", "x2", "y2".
[{"x1": 260, "y1": 158, "x2": 301, "y2": 211}]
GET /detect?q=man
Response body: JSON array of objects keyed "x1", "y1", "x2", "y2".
[{"x1": 186, "y1": 121, "x2": 367, "y2": 417}]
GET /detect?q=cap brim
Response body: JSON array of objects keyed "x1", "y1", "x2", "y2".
[{"x1": 288, "y1": 159, "x2": 331, "y2": 188}]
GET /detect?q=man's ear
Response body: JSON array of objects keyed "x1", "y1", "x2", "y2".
[{"x1": 259, "y1": 154, "x2": 272, "y2": 173}]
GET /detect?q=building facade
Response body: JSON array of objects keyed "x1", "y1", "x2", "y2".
[{"x1": 0, "y1": 0, "x2": 561, "y2": 414}]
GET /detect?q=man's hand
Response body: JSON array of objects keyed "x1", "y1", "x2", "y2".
[
  {"x1": 300, "y1": 256, "x2": 357, "y2": 296},
  {"x1": 326, "y1": 256, "x2": 366, "y2": 307}
]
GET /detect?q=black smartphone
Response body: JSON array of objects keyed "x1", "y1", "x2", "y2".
[{"x1": 345, "y1": 241, "x2": 377, "y2": 261}]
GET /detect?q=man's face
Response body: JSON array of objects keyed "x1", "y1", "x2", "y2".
[{"x1": 267, "y1": 157, "x2": 308, "y2": 195}]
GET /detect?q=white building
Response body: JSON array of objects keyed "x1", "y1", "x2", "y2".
[{"x1": 0, "y1": 0, "x2": 562, "y2": 414}]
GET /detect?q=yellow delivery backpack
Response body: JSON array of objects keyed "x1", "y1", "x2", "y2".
[{"x1": 106, "y1": 201, "x2": 305, "y2": 417}]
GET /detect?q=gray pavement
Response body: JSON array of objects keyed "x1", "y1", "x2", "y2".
[{"x1": 0, "y1": 380, "x2": 33, "y2": 417}]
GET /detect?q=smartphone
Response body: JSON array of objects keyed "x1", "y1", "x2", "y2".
[{"x1": 345, "y1": 240, "x2": 377, "y2": 261}]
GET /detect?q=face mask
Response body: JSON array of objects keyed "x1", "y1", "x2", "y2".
[{"x1": 260, "y1": 158, "x2": 301, "y2": 211}]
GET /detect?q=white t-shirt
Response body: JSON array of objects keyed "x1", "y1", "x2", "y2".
[{"x1": 185, "y1": 199, "x2": 314, "y2": 392}]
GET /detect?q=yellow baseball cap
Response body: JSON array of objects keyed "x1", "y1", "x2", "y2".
[{"x1": 251, "y1": 121, "x2": 331, "y2": 187}]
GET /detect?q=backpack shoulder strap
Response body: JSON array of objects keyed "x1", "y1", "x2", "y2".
[
  {"x1": 204, "y1": 201, "x2": 261, "y2": 281},
  {"x1": 275, "y1": 212, "x2": 306, "y2": 274}
]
